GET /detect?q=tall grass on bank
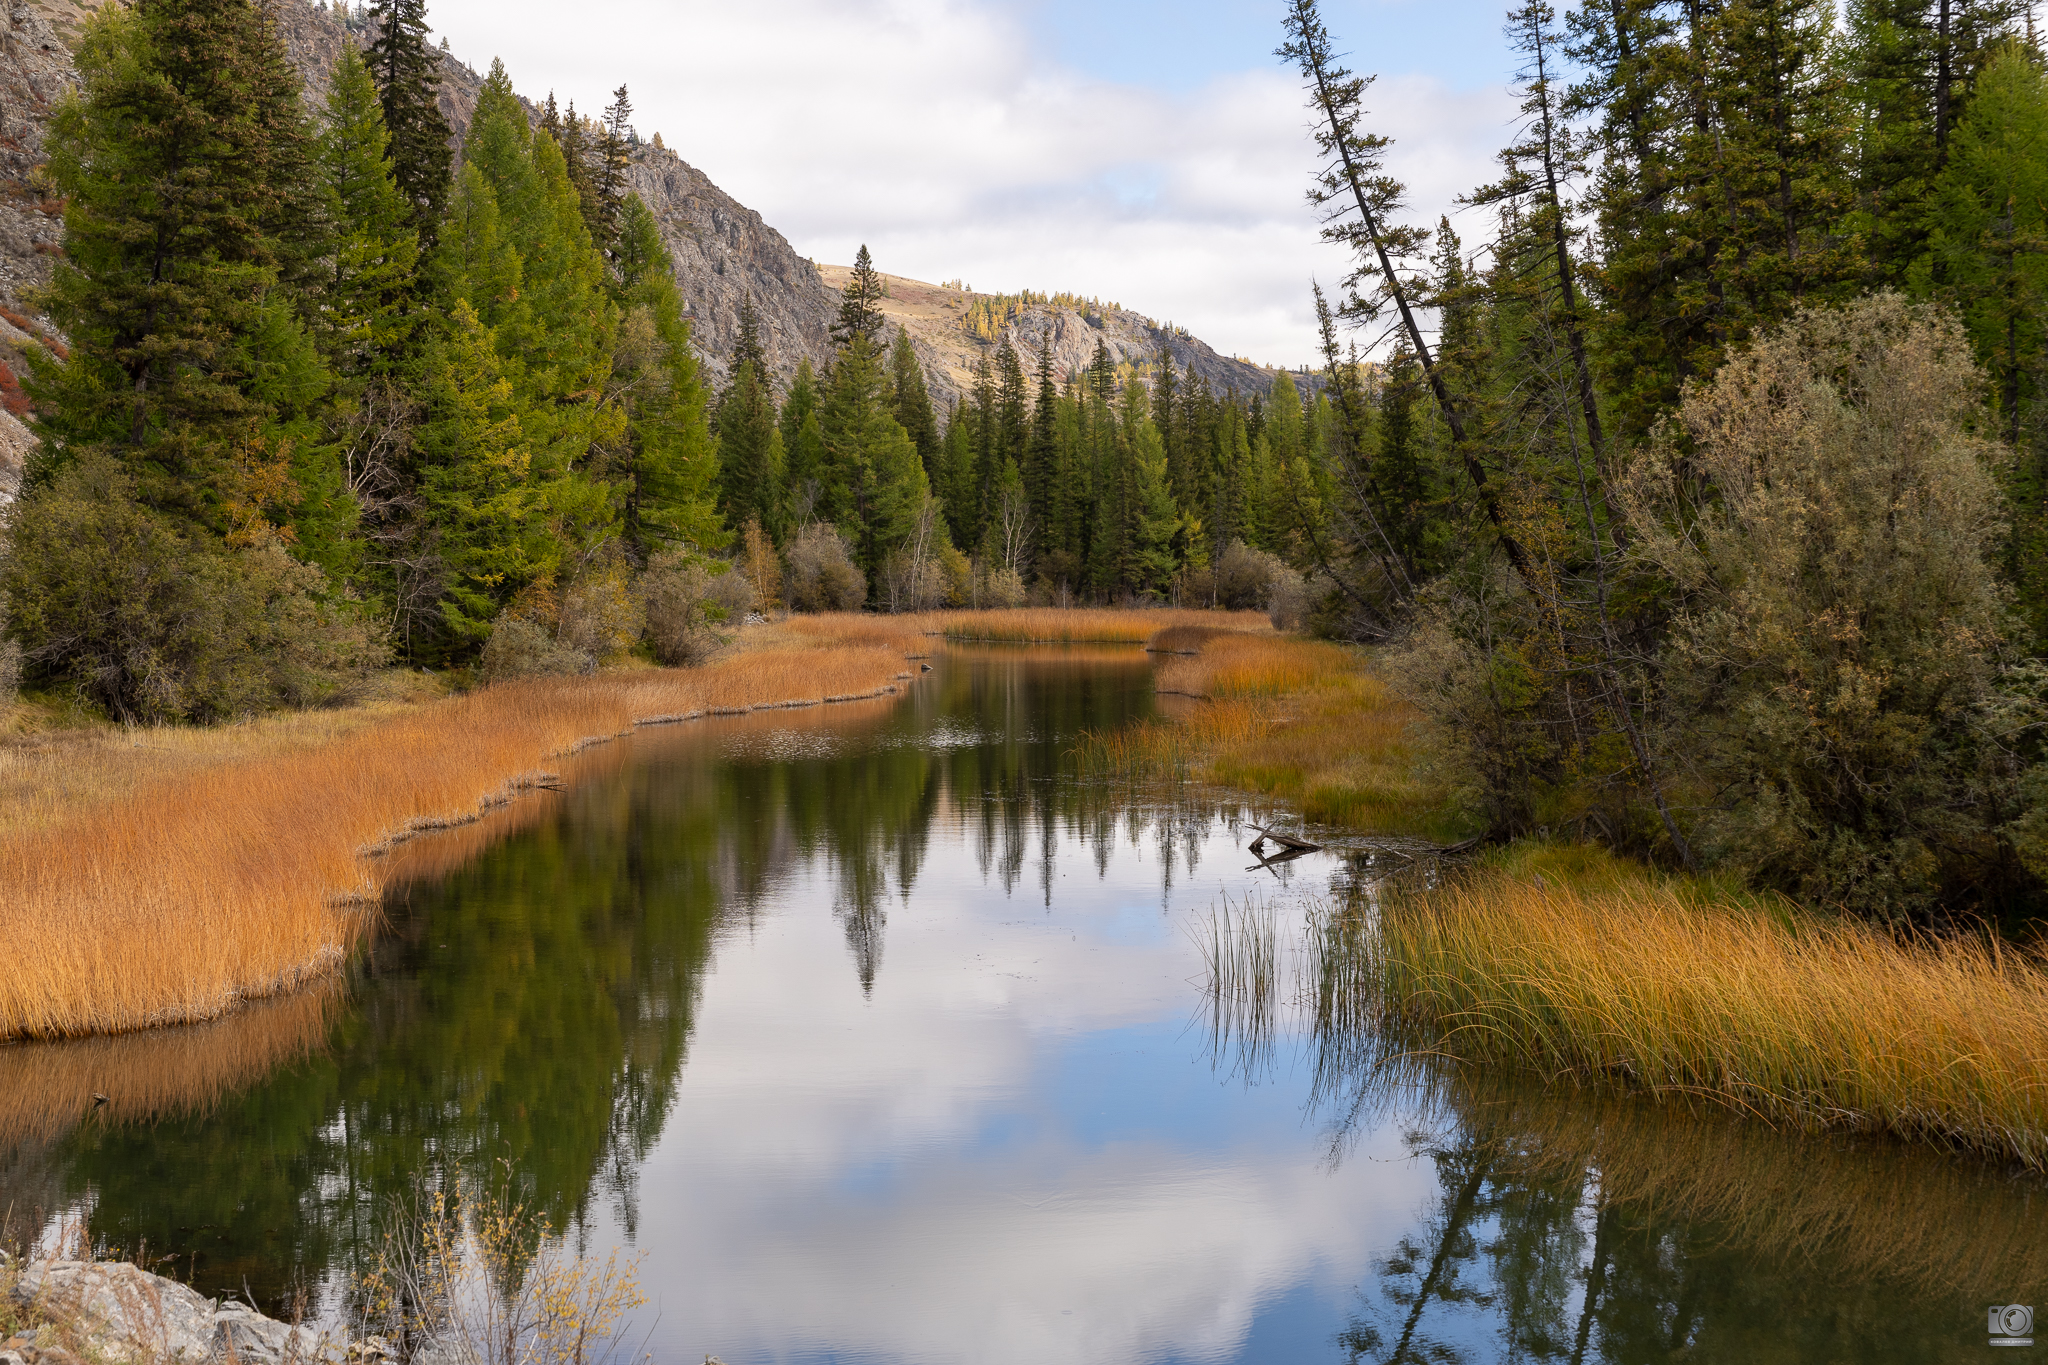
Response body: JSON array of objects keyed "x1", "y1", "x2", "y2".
[
  {"x1": 1325, "y1": 870, "x2": 2048, "y2": 1168},
  {"x1": 934, "y1": 607, "x2": 1269, "y2": 645},
  {"x1": 1076, "y1": 624, "x2": 1466, "y2": 840},
  {"x1": 0, "y1": 636, "x2": 917, "y2": 1041}
]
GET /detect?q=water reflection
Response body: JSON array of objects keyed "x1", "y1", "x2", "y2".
[{"x1": 0, "y1": 647, "x2": 2038, "y2": 1364}]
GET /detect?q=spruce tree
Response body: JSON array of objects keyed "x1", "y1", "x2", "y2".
[
  {"x1": 833, "y1": 244, "x2": 887, "y2": 347},
  {"x1": 715, "y1": 360, "x2": 779, "y2": 539},
  {"x1": 33, "y1": 0, "x2": 336, "y2": 540},
  {"x1": 366, "y1": 0, "x2": 452, "y2": 239},
  {"x1": 821, "y1": 335, "x2": 926, "y2": 587},
  {"x1": 315, "y1": 46, "x2": 420, "y2": 379},
  {"x1": 595, "y1": 84, "x2": 634, "y2": 251},
  {"x1": 780, "y1": 359, "x2": 826, "y2": 527},
  {"x1": 615, "y1": 193, "x2": 723, "y2": 552},
  {"x1": 1026, "y1": 341, "x2": 1058, "y2": 554},
  {"x1": 888, "y1": 327, "x2": 940, "y2": 488}
]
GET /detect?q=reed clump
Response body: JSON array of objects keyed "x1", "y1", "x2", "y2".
[
  {"x1": 1082, "y1": 624, "x2": 1466, "y2": 840},
  {"x1": 0, "y1": 631, "x2": 916, "y2": 1041},
  {"x1": 1342, "y1": 868, "x2": 2048, "y2": 1167}
]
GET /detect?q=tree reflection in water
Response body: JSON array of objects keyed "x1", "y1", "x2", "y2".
[
  {"x1": 0, "y1": 648, "x2": 1292, "y2": 1316},
  {"x1": 1206, "y1": 881, "x2": 2048, "y2": 1363}
]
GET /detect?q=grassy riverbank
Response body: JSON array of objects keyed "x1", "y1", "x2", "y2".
[
  {"x1": 1079, "y1": 627, "x2": 1470, "y2": 841},
  {"x1": 1309, "y1": 846, "x2": 2048, "y2": 1168},
  {"x1": 1121, "y1": 624, "x2": 2048, "y2": 1167},
  {"x1": 0, "y1": 607, "x2": 1263, "y2": 1041},
  {"x1": 0, "y1": 618, "x2": 929, "y2": 1040}
]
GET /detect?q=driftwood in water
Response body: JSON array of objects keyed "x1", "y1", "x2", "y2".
[{"x1": 1246, "y1": 823, "x2": 1322, "y2": 855}]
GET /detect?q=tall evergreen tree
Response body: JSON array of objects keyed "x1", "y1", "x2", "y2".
[
  {"x1": 594, "y1": 84, "x2": 634, "y2": 252},
  {"x1": 833, "y1": 244, "x2": 887, "y2": 347},
  {"x1": 820, "y1": 335, "x2": 926, "y2": 588},
  {"x1": 614, "y1": 193, "x2": 723, "y2": 552},
  {"x1": 780, "y1": 359, "x2": 826, "y2": 528},
  {"x1": 32, "y1": 0, "x2": 335, "y2": 541},
  {"x1": 314, "y1": 46, "x2": 420, "y2": 379},
  {"x1": 365, "y1": 0, "x2": 452, "y2": 239},
  {"x1": 888, "y1": 327, "x2": 940, "y2": 489}
]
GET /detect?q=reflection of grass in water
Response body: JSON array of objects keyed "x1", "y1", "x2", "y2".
[
  {"x1": 0, "y1": 984, "x2": 339, "y2": 1146},
  {"x1": 1, "y1": 632, "x2": 920, "y2": 1041},
  {"x1": 1212, "y1": 891, "x2": 2048, "y2": 1302},
  {"x1": 1198, "y1": 893, "x2": 1282, "y2": 1084}
]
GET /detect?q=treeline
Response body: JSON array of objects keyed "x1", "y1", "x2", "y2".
[
  {"x1": 1276, "y1": 0, "x2": 2048, "y2": 923},
  {"x1": 711, "y1": 245, "x2": 1338, "y2": 613},
  {"x1": 0, "y1": 0, "x2": 722, "y2": 719}
]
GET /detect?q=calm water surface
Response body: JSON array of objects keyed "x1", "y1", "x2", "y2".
[{"x1": 3, "y1": 648, "x2": 2044, "y2": 1364}]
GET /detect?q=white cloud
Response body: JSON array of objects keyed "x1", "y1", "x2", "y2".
[
  {"x1": 432, "y1": 0, "x2": 1515, "y2": 368},
  {"x1": 427, "y1": 0, "x2": 1512, "y2": 372}
]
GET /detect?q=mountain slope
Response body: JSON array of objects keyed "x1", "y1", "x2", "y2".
[{"x1": 816, "y1": 265, "x2": 1300, "y2": 412}]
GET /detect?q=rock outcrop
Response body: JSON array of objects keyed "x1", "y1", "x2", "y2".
[
  {"x1": 4, "y1": 1256, "x2": 382, "y2": 1365},
  {"x1": 813, "y1": 265, "x2": 1304, "y2": 413}
]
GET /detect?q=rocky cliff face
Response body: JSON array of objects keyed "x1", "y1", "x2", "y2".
[{"x1": 814, "y1": 265, "x2": 1303, "y2": 413}]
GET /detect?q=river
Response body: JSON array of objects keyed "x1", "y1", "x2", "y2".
[{"x1": 1, "y1": 646, "x2": 2041, "y2": 1363}]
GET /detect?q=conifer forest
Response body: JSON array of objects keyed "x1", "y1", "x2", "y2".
[{"x1": 3, "y1": 0, "x2": 2048, "y2": 929}]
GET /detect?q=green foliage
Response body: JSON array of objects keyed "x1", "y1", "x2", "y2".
[
  {"x1": 1, "y1": 458, "x2": 385, "y2": 722},
  {"x1": 31, "y1": 0, "x2": 331, "y2": 536},
  {"x1": 1620, "y1": 295, "x2": 2030, "y2": 922},
  {"x1": 313, "y1": 47, "x2": 420, "y2": 378},
  {"x1": 364, "y1": 0, "x2": 452, "y2": 237}
]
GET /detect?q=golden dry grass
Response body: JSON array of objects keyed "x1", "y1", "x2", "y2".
[
  {"x1": 1082, "y1": 626, "x2": 1467, "y2": 839},
  {"x1": 934, "y1": 607, "x2": 1270, "y2": 644},
  {"x1": 1343, "y1": 867, "x2": 2048, "y2": 1167},
  {"x1": 0, "y1": 628, "x2": 918, "y2": 1041}
]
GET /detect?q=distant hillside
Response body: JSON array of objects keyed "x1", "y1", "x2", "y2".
[{"x1": 814, "y1": 265, "x2": 1304, "y2": 413}]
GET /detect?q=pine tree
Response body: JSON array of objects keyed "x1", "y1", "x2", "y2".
[
  {"x1": 366, "y1": 0, "x2": 452, "y2": 239},
  {"x1": 33, "y1": 0, "x2": 335, "y2": 541},
  {"x1": 314, "y1": 46, "x2": 420, "y2": 379},
  {"x1": 614, "y1": 193, "x2": 723, "y2": 552},
  {"x1": 821, "y1": 334, "x2": 926, "y2": 587},
  {"x1": 1919, "y1": 43, "x2": 2048, "y2": 646},
  {"x1": 888, "y1": 327, "x2": 940, "y2": 488},
  {"x1": 715, "y1": 360, "x2": 779, "y2": 539},
  {"x1": 417, "y1": 296, "x2": 614, "y2": 651},
  {"x1": 1026, "y1": 340, "x2": 1058, "y2": 556},
  {"x1": 938, "y1": 400, "x2": 976, "y2": 547},
  {"x1": 594, "y1": 84, "x2": 634, "y2": 252},
  {"x1": 833, "y1": 244, "x2": 886, "y2": 348},
  {"x1": 780, "y1": 359, "x2": 826, "y2": 528}
]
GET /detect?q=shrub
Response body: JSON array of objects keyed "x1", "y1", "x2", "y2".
[
  {"x1": 641, "y1": 551, "x2": 753, "y2": 666},
  {"x1": 1214, "y1": 540, "x2": 1294, "y2": 612},
  {"x1": 0, "y1": 458, "x2": 386, "y2": 722},
  {"x1": 1620, "y1": 294, "x2": 2030, "y2": 921},
  {"x1": 879, "y1": 547, "x2": 947, "y2": 613},
  {"x1": 976, "y1": 563, "x2": 1027, "y2": 609},
  {"x1": 0, "y1": 637, "x2": 18, "y2": 708},
  {"x1": 784, "y1": 523, "x2": 866, "y2": 613},
  {"x1": 478, "y1": 614, "x2": 593, "y2": 682}
]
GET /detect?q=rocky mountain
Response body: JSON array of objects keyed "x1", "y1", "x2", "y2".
[
  {"x1": 0, "y1": 0, "x2": 1299, "y2": 506},
  {"x1": 815, "y1": 264, "x2": 1303, "y2": 413}
]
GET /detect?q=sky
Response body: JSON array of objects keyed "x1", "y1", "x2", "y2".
[{"x1": 420, "y1": 0, "x2": 1526, "y2": 370}]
